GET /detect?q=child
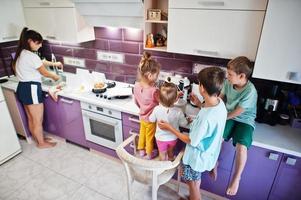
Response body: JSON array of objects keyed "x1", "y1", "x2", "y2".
[
  {"x1": 149, "y1": 82, "x2": 188, "y2": 161},
  {"x1": 219, "y1": 56, "x2": 258, "y2": 196},
  {"x1": 158, "y1": 67, "x2": 227, "y2": 200},
  {"x1": 133, "y1": 52, "x2": 160, "y2": 159},
  {"x1": 13, "y1": 27, "x2": 63, "y2": 148}
]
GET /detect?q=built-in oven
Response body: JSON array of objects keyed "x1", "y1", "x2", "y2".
[{"x1": 81, "y1": 102, "x2": 123, "y2": 150}]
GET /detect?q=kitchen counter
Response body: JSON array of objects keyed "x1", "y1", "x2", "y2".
[{"x1": 2, "y1": 75, "x2": 301, "y2": 157}]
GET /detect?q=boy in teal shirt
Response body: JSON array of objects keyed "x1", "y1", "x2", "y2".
[
  {"x1": 158, "y1": 67, "x2": 227, "y2": 200},
  {"x1": 220, "y1": 56, "x2": 258, "y2": 196}
]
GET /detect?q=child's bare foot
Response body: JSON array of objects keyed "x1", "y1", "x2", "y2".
[
  {"x1": 37, "y1": 141, "x2": 57, "y2": 149},
  {"x1": 209, "y1": 162, "x2": 218, "y2": 181},
  {"x1": 44, "y1": 137, "x2": 53, "y2": 142},
  {"x1": 226, "y1": 178, "x2": 240, "y2": 196}
]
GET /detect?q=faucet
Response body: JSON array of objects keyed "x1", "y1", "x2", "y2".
[{"x1": 51, "y1": 53, "x2": 62, "y2": 75}]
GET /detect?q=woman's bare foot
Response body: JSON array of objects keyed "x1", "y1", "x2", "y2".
[
  {"x1": 37, "y1": 141, "x2": 57, "y2": 149},
  {"x1": 226, "y1": 178, "x2": 240, "y2": 196}
]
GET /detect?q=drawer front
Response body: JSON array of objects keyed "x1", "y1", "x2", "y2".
[
  {"x1": 122, "y1": 113, "x2": 140, "y2": 129},
  {"x1": 169, "y1": 0, "x2": 267, "y2": 10},
  {"x1": 23, "y1": 0, "x2": 74, "y2": 8}
]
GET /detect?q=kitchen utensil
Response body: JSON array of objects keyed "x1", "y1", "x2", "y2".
[{"x1": 92, "y1": 83, "x2": 107, "y2": 94}]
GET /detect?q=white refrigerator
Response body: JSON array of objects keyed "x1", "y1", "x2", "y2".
[{"x1": 0, "y1": 86, "x2": 21, "y2": 165}]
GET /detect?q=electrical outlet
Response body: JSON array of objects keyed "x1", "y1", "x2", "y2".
[
  {"x1": 63, "y1": 57, "x2": 85, "y2": 68},
  {"x1": 193, "y1": 63, "x2": 211, "y2": 74},
  {"x1": 158, "y1": 71, "x2": 173, "y2": 81},
  {"x1": 193, "y1": 63, "x2": 225, "y2": 74},
  {"x1": 97, "y1": 51, "x2": 124, "y2": 63}
]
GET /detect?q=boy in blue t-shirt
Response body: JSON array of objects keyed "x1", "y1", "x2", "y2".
[
  {"x1": 158, "y1": 67, "x2": 227, "y2": 200},
  {"x1": 220, "y1": 56, "x2": 258, "y2": 196}
]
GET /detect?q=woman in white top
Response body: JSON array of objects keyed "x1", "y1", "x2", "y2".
[{"x1": 12, "y1": 27, "x2": 63, "y2": 148}]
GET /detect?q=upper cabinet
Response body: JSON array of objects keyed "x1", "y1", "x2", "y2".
[
  {"x1": 72, "y1": 0, "x2": 143, "y2": 29},
  {"x1": 22, "y1": 0, "x2": 95, "y2": 43},
  {"x1": 253, "y1": 0, "x2": 301, "y2": 84},
  {"x1": 167, "y1": 0, "x2": 267, "y2": 60},
  {"x1": 0, "y1": 0, "x2": 26, "y2": 42}
]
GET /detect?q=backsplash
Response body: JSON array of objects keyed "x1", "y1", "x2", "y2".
[
  {"x1": 0, "y1": 26, "x2": 299, "y2": 95},
  {"x1": 0, "y1": 27, "x2": 230, "y2": 83}
]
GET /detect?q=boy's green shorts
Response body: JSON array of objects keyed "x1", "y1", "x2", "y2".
[{"x1": 223, "y1": 119, "x2": 254, "y2": 149}]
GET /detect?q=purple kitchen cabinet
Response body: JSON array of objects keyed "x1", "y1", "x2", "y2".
[
  {"x1": 122, "y1": 113, "x2": 140, "y2": 130},
  {"x1": 58, "y1": 97, "x2": 87, "y2": 147},
  {"x1": 230, "y1": 146, "x2": 283, "y2": 200},
  {"x1": 201, "y1": 141, "x2": 235, "y2": 197},
  {"x1": 201, "y1": 168, "x2": 232, "y2": 197},
  {"x1": 43, "y1": 93, "x2": 62, "y2": 137},
  {"x1": 122, "y1": 125, "x2": 139, "y2": 154},
  {"x1": 268, "y1": 154, "x2": 301, "y2": 200}
]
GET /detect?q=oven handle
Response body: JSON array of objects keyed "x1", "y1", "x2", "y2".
[
  {"x1": 129, "y1": 117, "x2": 140, "y2": 124},
  {"x1": 83, "y1": 111, "x2": 119, "y2": 126}
]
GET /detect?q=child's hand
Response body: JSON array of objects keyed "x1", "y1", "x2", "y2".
[
  {"x1": 186, "y1": 117, "x2": 193, "y2": 124},
  {"x1": 158, "y1": 120, "x2": 172, "y2": 131},
  {"x1": 190, "y1": 93, "x2": 201, "y2": 107}
]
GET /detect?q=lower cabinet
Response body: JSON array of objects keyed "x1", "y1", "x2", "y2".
[
  {"x1": 122, "y1": 113, "x2": 140, "y2": 154},
  {"x1": 58, "y1": 97, "x2": 87, "y2": 147},
  {"x1": 43, "y1": 93, "x2": 86, "y2": 147},
  {"x1": 269, "y1": 155, "x2": 301, "y2": 200},
  {"x1": 43, "y1": 93, "x2": 62, "y2": 137},
  {"x1": 201, "y1": 141, "x2": 235, "y2": 197},
  {"x1": 231, "y1": 146, "x2": 282, "y2": 200}
]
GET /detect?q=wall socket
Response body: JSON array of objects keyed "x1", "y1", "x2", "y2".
[
  {"x1": 63, "y1": 57, "x2": 85, "y2": 68},
  {"x1": 193, "y1": 63, "x2": 225, "y2": 74},
  {"x1": 158, "y1": 71, "x2": 174, "y2": 81},
  {"x1": 97, "y1": 51, "x2": 124, "y2": 63}
]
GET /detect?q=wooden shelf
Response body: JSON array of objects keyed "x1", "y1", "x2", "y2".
[
  {"x1": 144, "y1": 46, "x2": 167, "y2": 52},
  {"x1": 145, "y1": 20, "x2": 168, "y2": 24}
]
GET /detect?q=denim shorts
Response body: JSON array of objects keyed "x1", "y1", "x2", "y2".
[{"x1": 181, "y1": 163, "x2": 202, "y2": 181}]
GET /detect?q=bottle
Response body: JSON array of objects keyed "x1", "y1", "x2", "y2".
[{"x1": 182, "y1": 77, "x2": 190, "y2": 101}]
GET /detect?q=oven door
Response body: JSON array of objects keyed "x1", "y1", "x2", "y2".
[{"x1": 82, "y1": 110, "x2": 123, "y2": 149}]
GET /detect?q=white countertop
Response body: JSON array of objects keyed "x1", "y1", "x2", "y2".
[{"x1": 2, "y1": 75, "x2": 301, "y2": 157}]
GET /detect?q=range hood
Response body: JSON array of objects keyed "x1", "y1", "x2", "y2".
[{"x1": 71, "y1": 0, "x2": 144, "y2": 29}]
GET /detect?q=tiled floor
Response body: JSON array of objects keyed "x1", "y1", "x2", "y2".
[{"x1": 0, "y1": 138, "x2": 224, "y2": 200}]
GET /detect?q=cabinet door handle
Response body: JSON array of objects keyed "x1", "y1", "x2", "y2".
[
  {"x1": 46, "y1": 36, "x2": 56, "y2": 40},
  {"x1": 198, "y1": 1, "x2": 225, "y2": 6},
  {"x1": 60, "y1": 98, "x2": 73, "y2": 105},
  {"x1": 128, "y1": 117, "x2": 140, "y2": 124},
  {"x1": 286, "y1": 157, "x2": 297, "y2": 166},
  {"x1": 2, "y1": 36, "x2": 18, "y2": 40},
  {"x1": 40, "y1": 2, "x2": 51, "y2": 6},
  {"x1": 288, "y1": 72, "x2": 301, "y2": 82},
  {"x1": 193, "y1": 49, "x2": 218, "y2": 56},
  {"x1": 129, "y1": 130, "x2": 138, "y2": 135},
  {"x1": 268, "y1": 153, "x2": 279, "y2": 161}
]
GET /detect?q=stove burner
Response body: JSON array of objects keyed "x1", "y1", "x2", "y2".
[{"x1": 106, "y1": 82, "x2": 116, "y2": 88}]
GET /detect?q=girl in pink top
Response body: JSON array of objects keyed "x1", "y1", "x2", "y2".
[{"x1": 133, "y1": 52, "x2": 160, "y2": 159}]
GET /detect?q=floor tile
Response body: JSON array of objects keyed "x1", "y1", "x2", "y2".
[
  {"x1": 70, "y1": 186, "x2": 112, "y2": 200},
  {"x1": 0, "y1": 155, "x2": 44, "y2": 199},
  {"x1": 85, "y1": 158, "x2": 127, "y2": 200},
  {"x1": 6, "y1": 167, "x2": 81, "y2": 200}
]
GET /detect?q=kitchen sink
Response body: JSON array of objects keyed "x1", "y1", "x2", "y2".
[{"x1": 41, "y1": 74, "x2": 66, "y2": 86}]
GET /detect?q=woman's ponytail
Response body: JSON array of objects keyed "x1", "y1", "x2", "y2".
[{"x1": 12, "y1": 27, "x2": 43, "y2": 72}]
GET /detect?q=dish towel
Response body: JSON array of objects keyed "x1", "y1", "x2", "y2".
[{"x1": 48, "y1": 82, "x2": 66, "y2": 102}]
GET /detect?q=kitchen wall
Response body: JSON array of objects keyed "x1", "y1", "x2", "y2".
[
  {"x1": 0, "y1": 27, "x2": 229, "y2": 83},
  {"x1": 0, "y1": 26, "x2": 299, "y2": 95}
]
